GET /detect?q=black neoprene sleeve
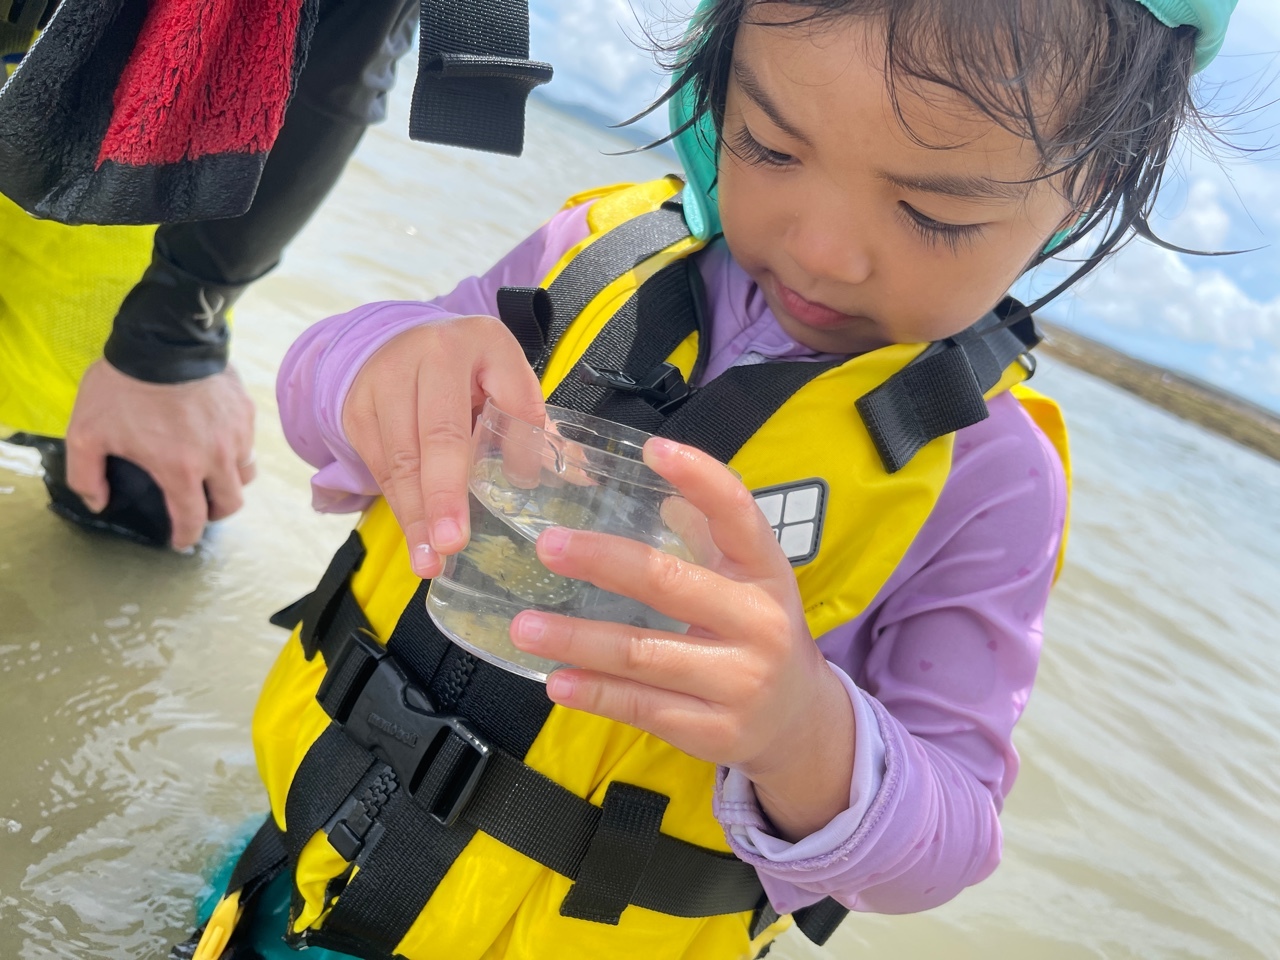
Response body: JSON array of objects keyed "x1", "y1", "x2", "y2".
[{"x1": 104, "y1": 0, "x2": 420, "y2": 383}]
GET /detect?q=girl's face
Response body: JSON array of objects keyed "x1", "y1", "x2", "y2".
[{"x1": 717, "y1": 10, "x2": 1077, "y2": 354}]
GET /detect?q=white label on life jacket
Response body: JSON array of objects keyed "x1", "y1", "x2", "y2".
[{"x1": 752, "y1": 479, "x2": 828, "y2": 566}]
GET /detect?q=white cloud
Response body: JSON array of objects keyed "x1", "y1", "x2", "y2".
[
  {"x1": 1043, "y1": 238, "x2": 1280, "y2": 354},
  {"x1": 531, "y1": 0, "x2": 683, "y2": 130},
  {"x1": 1159, "y1": 177, "x2": 1234, "y2": 249}
]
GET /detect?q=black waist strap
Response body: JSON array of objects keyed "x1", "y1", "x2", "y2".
[
  {"x1": 261, "y1": 559, "x2": 845, "y2": 949},
  {"x1": 312, "y1": 626, "x2": 768, "y2": 924}
]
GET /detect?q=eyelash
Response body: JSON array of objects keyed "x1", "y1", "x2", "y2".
[
  {"x1": 727, "y1": 124, "x2": 795, "y2": 168},
  {"x1": 897, "y1": 203, "x2": 985, "y2": 253},
  {"x1": 729, "y1": 124, "x2": 985, "y2": 253}
]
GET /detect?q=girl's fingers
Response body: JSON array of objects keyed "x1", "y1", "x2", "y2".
[
  {"x1": 543, "y1": 667, "x2": 717, "y2": 752},
  {"x1": 643, "y1": 439, "x2": 788, "y2": 580},
  {"x1": 510, "y1": 610, "x2": 740, "y2": 700},
  {"x1": 358, "y1": 382, "x2": 439, "y2": 577},
  {"x1": 535, "y1": 526, "x2": 781, "y2": 640},
  {"x1": 478, "y1": 343, "x2": 548, "y2": 491},
  {"x1": 411, "y1": 359, "x2": 475, "y2": 556}
]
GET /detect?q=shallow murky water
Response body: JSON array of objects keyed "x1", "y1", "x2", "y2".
[{"x1": 2, "y1": 82, "x2": 1278, "y2": 959}]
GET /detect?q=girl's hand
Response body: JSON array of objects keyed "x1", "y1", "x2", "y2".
[
  {"x1": 510, "y1": 438, "x2": 856, "y2": 841},
  {"x1": 342, "y1": 316, "x2": 545, "y2": 578}
]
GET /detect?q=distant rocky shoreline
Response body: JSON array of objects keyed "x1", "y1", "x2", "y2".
[{"x1": 1036, "y1": 320, "x2": 1280, "y2": 463}]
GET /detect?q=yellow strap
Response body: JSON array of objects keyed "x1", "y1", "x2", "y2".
[{"x1": 192, "y1": 890, "x2": 243, "y2": 960}]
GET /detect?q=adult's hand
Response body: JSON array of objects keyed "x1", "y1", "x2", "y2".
[
  {"x1": 64, "y1": 360, "x2": 257, "y2": 550},
  {"x1": 341, "y1": 315, "x2": 545, "y2": 579}
]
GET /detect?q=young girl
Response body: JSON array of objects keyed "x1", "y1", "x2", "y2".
[{"x1": 180, "y1": 1, "x2": 1232, "y2": 958}]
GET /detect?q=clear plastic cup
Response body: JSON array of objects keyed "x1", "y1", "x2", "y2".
[{"x1": 426, "y1": 399, "x2": 703, "y2": 682}]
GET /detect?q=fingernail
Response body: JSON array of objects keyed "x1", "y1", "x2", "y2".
[
  {"x1": 513, "y1": 613, "x2": 546, "y2": 647},
  {"x1": 432, "y1": 518, "x2": 463, "y2": 549},
  {"x1": 540, "y1": 527, "x2": 570, "y2": 557},
  {"x1": 411, "y1": 542, "x2": 440, "y2": 578},
  {"x1": 648, "y1": 438, "x2": 679, "y2": 459},
  {"x1": 546, "y1": 673, "x2": 575, "y2": 700}
]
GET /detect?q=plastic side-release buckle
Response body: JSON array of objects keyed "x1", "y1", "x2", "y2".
[
  {"x1": 579, "y1": 361, "x2": 691, "y2": 414},
  {"x1": 191, "y1": 890, "x2": 243, "y2": 960},
  {"x1": 324, "y1": 633, "x2": 491, "y2": 828}
]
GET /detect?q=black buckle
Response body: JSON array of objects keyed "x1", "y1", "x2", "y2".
[
  {"x1": 318, "y1": 632, "x2": 491, "y2": 827},
  {"x1": 579, "y1": 361, "x2": 690, "y2": 414}
]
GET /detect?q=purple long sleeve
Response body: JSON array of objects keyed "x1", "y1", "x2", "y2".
[{"x1": 276, "y1": 199, "x2": 1067, "y2": 916}]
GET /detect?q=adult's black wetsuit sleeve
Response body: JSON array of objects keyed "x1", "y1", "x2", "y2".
[{"x1": 104, "y1": 0, "x2": 420, "y2": 384}]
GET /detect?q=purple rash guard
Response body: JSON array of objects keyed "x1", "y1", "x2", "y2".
[{"x1": 277, "y1": 202, "x2": 1067, "y2": 916}]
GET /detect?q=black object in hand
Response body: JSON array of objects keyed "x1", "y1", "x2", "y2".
[{"x1": 7, "y1": 433, "x2": 188, "y2": 548}]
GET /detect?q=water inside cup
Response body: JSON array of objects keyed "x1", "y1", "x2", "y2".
[{"x1": 426, "y1": 403, "x2": 694, "y2": 682}]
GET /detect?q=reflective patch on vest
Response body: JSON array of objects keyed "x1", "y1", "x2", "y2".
[{"x1": 752, "y1": 479, "x2": 828, "y2": 566}]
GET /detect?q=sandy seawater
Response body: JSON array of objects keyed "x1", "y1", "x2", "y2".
[{"x1": 2, "y1": 84, "x2": 1278, "y2": 958}]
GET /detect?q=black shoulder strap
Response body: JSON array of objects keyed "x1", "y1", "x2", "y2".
[
  {"x1": 495, "y1": 195, "x2": 692, "y2": 369},
  {"x1": 856, "y1": 298, "x2": 1042, "y2": 473},
  {"x1": 410, "y1": 0, "x2": 553, "y2": 156},
  {"x1": 548, "y1": 257, "x2": 705, "y2": 424}
]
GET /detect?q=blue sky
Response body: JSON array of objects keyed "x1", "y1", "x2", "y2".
[{"x1": 527, "y1": 0, "x2": 1280, "y2": 412}]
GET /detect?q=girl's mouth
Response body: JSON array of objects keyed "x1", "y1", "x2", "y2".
[{"x1": 773, "y1": 279, "x2": 859, "y2": 330}]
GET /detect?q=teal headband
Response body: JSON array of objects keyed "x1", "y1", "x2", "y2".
[
  {"x1": 670, "y1": 0, "x2": 1238, "y2": 241},
  {"x1": 1136, "y1": 0, "x2": 1237, "y2": 70}
]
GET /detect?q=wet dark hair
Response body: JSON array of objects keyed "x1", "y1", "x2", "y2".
[{"x1": 643, "y1": 0, "x2": 1214, "y2": 320}]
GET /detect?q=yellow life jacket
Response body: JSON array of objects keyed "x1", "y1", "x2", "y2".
[
  {"x1": 0, "y1": 189, "x2": 156, "y2": 437},
  {"x1": 199, "y1": 177, "x2": 1070, "y2": 960},
  {"x1": 1, "y1": 28, "x2": 156, "y2": 437}
]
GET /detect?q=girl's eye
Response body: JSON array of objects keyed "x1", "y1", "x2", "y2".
[
  {"x1": 727, "y1": 125, "x2": 796, "y2": 168},
  {"x1": 898, "y1": 202, "x2": 985, "y2": 253}
]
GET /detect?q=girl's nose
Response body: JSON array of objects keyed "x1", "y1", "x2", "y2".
[{"x1": 784, "y1": 211, "x2": 874, "y2": 288}]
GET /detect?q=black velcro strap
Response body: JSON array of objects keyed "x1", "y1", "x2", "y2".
[
  {"x1": 292, "y1": 531, "x2": 368, "y2": 659},
  {"x1": 950, "y1": 302, "x2": 1037, "y2": 390},
  {"x1": 537, "y1": 203, "x2": 691, "y2": 373},
  {"x1": 410, "y1": 0, "x2": 552, "y2": 156},
  {"x1": 453, "y1": 744, "x2": 765, "y2": 918},
  {"x1": 559, "y1": 783, "x2": 670, "y2": 924},
  {"x1": 856, "y1": 346, "x2": 989, "y2": 474},
  {"x1": 948, "y1": 329, "x2": 1003, "y2": 391},
  {"x1": 793, "y1": 897, "x2": 850, "y2": 946},
  {"x1": 855, "y1": 300, "x2": 1043, "y2": 474},
  {"x1": 495, "y1": 285, "x2": 552, "y2": 361}
]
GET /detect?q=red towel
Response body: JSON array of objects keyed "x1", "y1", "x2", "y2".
[{"x1": 0, "y1": 0, "x2": 318, "y2": 225}]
